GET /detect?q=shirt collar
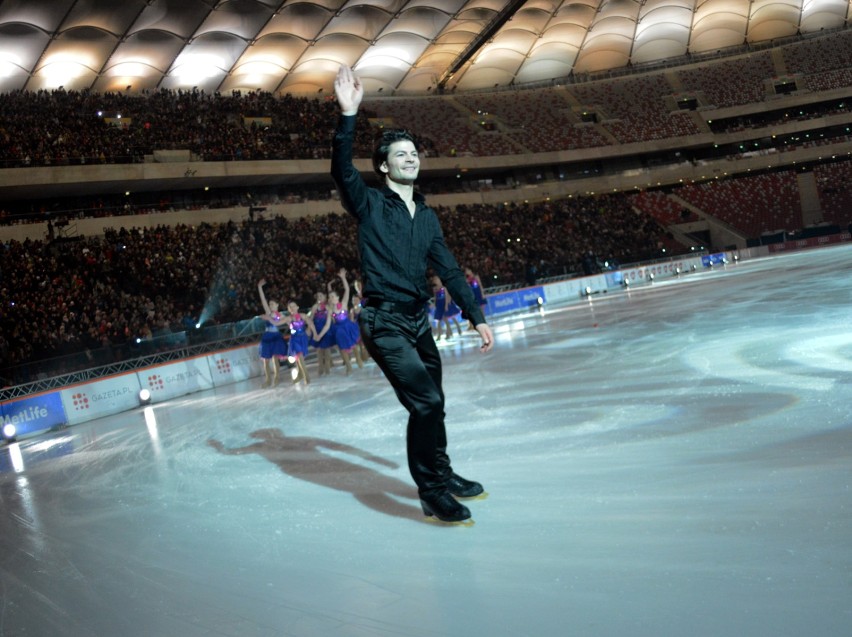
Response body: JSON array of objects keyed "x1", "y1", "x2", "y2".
[{"x1": 381, "y1": 185, "x2": 425, "y2": 204}]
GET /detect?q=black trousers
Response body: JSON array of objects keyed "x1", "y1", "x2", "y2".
[{"x1": 358, "y1": 305, "x2": 450, "y2": 497}]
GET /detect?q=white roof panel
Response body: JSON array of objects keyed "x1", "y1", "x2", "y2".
[{"x1": 0, "y1": 0, "x2": 847, "y2": 95}]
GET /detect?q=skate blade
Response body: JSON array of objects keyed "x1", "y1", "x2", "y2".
[
  {"x1": 453, "y1": 490, "x2": 489, "y2": 501},
  {"x1": 423, "y1": 516, "x2": 475, "y2": 527}
]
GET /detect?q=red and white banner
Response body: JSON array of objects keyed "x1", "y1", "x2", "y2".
[
  {"x1": 768, "y1": 232, "x2": 851, "y2": 253},
  {"x1": 208, "y1": 345, "x2": 262, "y2": 387},
  {"x1": 136, "y1": 356, "x2": 214, "y2": 403},
  {"x1": 60, "y1": 374, "x2": 142, "y2": 425}
]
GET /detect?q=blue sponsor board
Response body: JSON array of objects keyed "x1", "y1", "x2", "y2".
[
  {"x1": 518, "y1": 286, "x2": 546, "y2": 308},
  {"x1": 701, "y1": 253, "x2": 727, "y2": 267},
  {"x1": 1, "y1": 392, "x2": 67, "y2": 438},
  {"x1": 488, "y1": 291, "x2": 521, "y2": 315},
  {"x1": 487, "y1": 287, "x2": 546, "y2": 316}
]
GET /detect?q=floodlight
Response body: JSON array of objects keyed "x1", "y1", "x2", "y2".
[{"x1": 2, "y1": 423, "x2": 17, "y2": 442}]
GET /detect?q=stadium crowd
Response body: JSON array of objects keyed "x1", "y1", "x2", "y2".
[
  {"x1": 1, "y1": 29, "x2": 850, "y2": 168},
  {"x1": 0, "y1": 88, "x2": 377, "y2": 168}
]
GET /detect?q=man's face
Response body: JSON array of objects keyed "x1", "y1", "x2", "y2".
[{"x1": 381, "y1": 140, "x2": 420, "y2": 184}]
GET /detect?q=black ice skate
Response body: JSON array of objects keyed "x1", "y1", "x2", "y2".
[
  {"x1": 420, "y1": 491, "x2": 473, "y2": 525},
  {"x1": 446, "y1": 472, "x2": 486, "y2": 499}
]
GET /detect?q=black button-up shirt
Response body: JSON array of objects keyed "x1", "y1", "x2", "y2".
[{"x1": 331, "y1": 115, "x2": 486, "y2": 327}]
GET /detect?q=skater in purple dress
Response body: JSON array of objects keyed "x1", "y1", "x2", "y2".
[
  {"x1": 309, "y1": 289, "x2": 335, "y2": 376},
  {"x1": 284, "y1": 300, "x2": 315, "y2": 385},
  {"x1": 349, "y1": 290, "x2": 370, "y2": 364},
  {"x1": 465, "y1": 267, "x2": 488, "y2": 317},
  {"x1": 431, "y1": 275, "x2": 463, "y2": 340},
  {"x1": 316, "y1": 269, "x2": 362, "y2": 374},
  {"x1": 257, "y1": 279, "x2": 288, "y2": 387}
]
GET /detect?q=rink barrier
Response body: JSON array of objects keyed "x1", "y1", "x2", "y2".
[
  {"x1": 485, "y1": 252, "x2": 722, "y2": 316},
  {"x1": 6, "y1": 240, "x2": 845, "y2": 442},
  {"x1": 2, "y1": 345, "x2": 263, "y2": 439}
]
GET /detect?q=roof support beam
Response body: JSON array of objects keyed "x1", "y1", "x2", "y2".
[{"x1": 437, "y1": 0, "x2": 528, "y2": 90}]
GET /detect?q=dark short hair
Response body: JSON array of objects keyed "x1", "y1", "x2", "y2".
[{"x1": 372, "y1": 129, "x2": 418, "y2": 176}]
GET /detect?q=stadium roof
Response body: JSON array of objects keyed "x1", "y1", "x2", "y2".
[{"x1": 0, "y1": 0, "x2": 849, "y2": 96}]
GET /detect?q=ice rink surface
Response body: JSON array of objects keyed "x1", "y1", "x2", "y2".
[{"x1": 2, "y1": 244, "x2": 851, "y2": 637}]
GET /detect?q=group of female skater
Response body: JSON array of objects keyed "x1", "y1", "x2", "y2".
[
  {"x1": 256, "y1": 267, "x2": 487, "y2": 388},
  {"x1": 257, "y1": 268, "x2": 367, "y2": 387}
]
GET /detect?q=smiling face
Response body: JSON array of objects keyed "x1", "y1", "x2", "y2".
[{"x1": 380, "y1": 140, "x2": 419, "y2": 185}]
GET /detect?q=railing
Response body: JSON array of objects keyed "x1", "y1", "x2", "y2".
[
  {"x1": 0, "y1": 153, "x2": 143, "y2": 169},
  {"x1": 1, "y1": 317, "x2": 267, "y2": 394}
]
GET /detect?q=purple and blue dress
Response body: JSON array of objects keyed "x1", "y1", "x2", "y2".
[
  {"x1": 259, "y1": 317, "x2": 287, "y2": 359},
  {"x1": 310, "y1": 303, "x2": 336, "y2": 350},
  {"x1": 467, "y1": 274, "x2": 487, "y2": 310},
  {"x1": 433, "y1": 287, "x2": 461, "y2": 322},
  {"x1": 288, "y1": 314, "x2": 310, "y2": 359},
  {"x1": 331, "y1": 303, "x2": 360, "y2": 351}
]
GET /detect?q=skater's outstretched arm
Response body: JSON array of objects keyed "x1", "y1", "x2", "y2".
[
  {"x1": 338, "y1": 268, "x2": 351, "y2": 310},
  {"x1": 331, "y1": 65, "x2": 371, "y2": 222},
  {"x1": 257, "y1": 279, "x2": 272, "y2": 316}
]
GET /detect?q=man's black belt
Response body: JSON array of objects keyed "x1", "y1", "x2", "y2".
[{"x1": 364, "y1": 298, "x2": 427, "y2": 316}]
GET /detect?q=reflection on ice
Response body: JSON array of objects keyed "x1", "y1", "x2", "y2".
[{"x1": 7, "y1": 442, "x2": 24, "y2": 473}]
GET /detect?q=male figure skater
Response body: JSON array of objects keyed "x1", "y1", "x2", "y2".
[{"x1": 331, "y1": 64, "x2": 494, "y2": 524}]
